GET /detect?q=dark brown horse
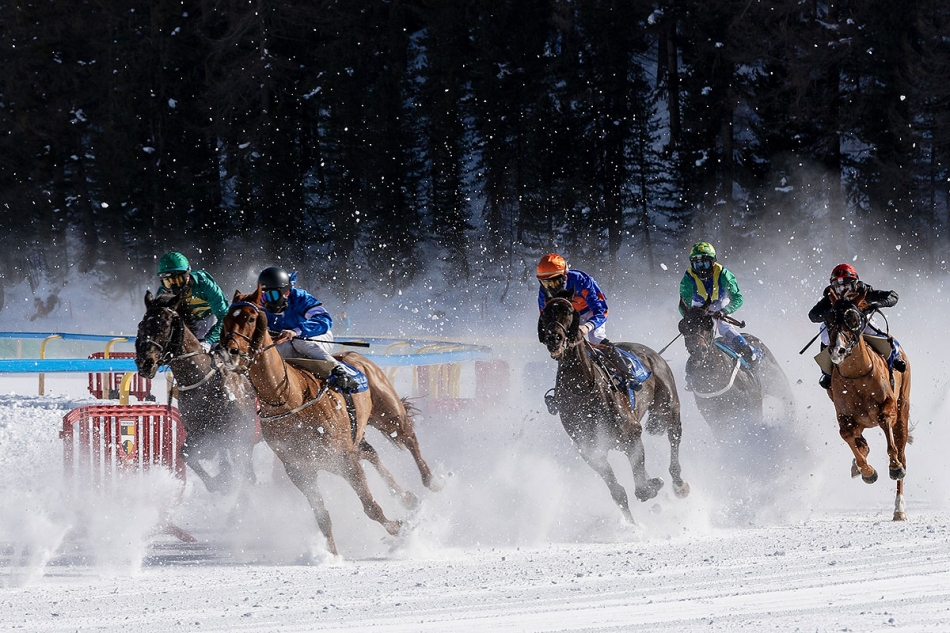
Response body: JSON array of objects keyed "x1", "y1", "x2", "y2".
[
  {"x1": 823, "y1": 293, "x2": 911, "y2": 521},
  {"x1": 678, "y1": 305, "x2": 795, "y2": 435},
  {"x1": 220, "y1": 288, "x2": 441, "y2": 555},
  {"x1": 135, "y1": 291, "x2": 259, "y2": 494},
  {"x1": 538, "y1": 297, "x2": 689, "y2": 523}
]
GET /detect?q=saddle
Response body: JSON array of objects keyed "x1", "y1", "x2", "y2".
[
  {"x1": 590, "y1": 346, "x2": 652, "y2": 409},
  {"x1": 813, "y1": 334, "x2": 902, "y2": 375},
  {"x1": 284, "y1": 357, "x2": 369, "y2": 441}
]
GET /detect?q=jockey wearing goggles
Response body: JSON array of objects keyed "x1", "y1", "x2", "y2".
[
  {"x1": 256, "y1": 266, "x2": 358, "y2": 393},
  {"x1": 807, "y1": 263, "x2": 904, "y2": 388},
  {"x1": 536, "y1": 253, "x2": 644, "y2": 412},
  {"x1": 156, "y1": 251, "x2": 229, "y2": 348},
  {"x1": 679, "y1": 241, "x2": 758, "y2": 365}
]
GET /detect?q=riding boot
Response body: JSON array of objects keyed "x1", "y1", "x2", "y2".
[
  {"x1": 819, "y1": 372, "x2": 832, "y2": 389},
  {"x1": 329, "y1": 364, "x2": 359, "y2": 393},
  {"x1": 733, "y1": 335, "x2": 758, "y2": 365},
  {"x1": 600, "y1": 339, "x2": 642, "y2": 393},
  {"x1": 890, "y1": 341, "x2": 906, "y2": 372}
]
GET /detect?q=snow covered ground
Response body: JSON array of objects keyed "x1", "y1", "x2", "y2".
[{"x1": 2, "y1": 265, "x2": 950, "y2": 632}]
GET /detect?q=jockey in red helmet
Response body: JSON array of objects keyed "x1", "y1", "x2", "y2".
[{"x1": 808, "y1": 263, "x2": 904, "y2": 389}]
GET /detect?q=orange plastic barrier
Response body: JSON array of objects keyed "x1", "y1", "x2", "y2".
[{"x1": 86, "y1": 352, "x2": 154, "y2": 401}]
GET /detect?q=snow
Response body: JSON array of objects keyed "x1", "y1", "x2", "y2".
[{"x1": 2, "y1": 265, "x2": 950, "y2": 632}]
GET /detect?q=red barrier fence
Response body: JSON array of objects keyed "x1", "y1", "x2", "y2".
[
  {"x1": 61, "y1": 404, "x2": 194, "y2": 541},
  {"x1": 86, "y1": 352, "x2": 154, "y2": 401}
]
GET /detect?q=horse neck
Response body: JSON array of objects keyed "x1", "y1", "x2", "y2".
[
  {"x1": 835, "y1": 333, "x2": 875, "y2": 379},
  {"x1": 558, "y1": 341, "x2": 598, "y2": 386},
  {"x1": 247, "y1": 332, "x2": 300, "y2": 403},
  {"x1": 168, "y1": 323, "x2": 213, "y2": 382}
]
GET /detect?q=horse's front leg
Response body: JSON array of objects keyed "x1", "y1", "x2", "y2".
[
  {"x1": 618, "y1": 429, "x2": 664, "y2": 503},
  {"x1": 283, "y1": 462, "x2": 338, "y2": 556},
  {"x1": 839, "y1": 414, "x2": 877, "y2": 483},
  {"x1": 338, "y1": 453, "x2": 402, "y2": 537},
  {"x1": 576, "y1": 445, "x2": 634, "y2": 523},
  {"x1": 358, "y1": 439, "x2": 419, "y2": 510},
  {"x1": 877, "y1": 401, "x2": 906, "y2": 481}
]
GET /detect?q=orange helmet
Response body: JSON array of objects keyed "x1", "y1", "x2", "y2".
[{"x1": 537, "y1": 253, "x2": 568, "y2": 280}]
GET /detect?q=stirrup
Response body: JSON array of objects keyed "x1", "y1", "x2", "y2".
[
  {"x1": 543, "y1": 388, "x2": 558, "y2": 415},
  {"x1": 330, "y1": 365, "x2": 359, "y2": 393},
  {"x1": 892, "y1": 358, "x2": 906, "y2": 373}
]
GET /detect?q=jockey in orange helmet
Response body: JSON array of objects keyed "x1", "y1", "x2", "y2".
[
  {"x1": 808, "y1": 263, "x2": 904, "y2": 389},
  {"x1": 537, "y1": 254, "x2": 642, "y2": 414}
]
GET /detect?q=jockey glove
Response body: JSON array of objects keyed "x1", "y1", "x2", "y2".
[{"x1": 579, "y1": 322, "x2": 593, "y2": 336}]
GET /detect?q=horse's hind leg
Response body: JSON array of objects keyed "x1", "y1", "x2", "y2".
[
  {"x1": 282, "y1": 463, "x2": 338, "y2": 556},
  {"x1": 370, "y1": 399, "x2": 441, "y2": 491},
  {"x1": 650, "y1": 394, "x2": 689, "y2": 498},
  {"x1": 338, "y1": 454, "x2": 402, "y2": 537},
  {"x1": 577, "y1": 447, "x2": 635, "y2": 523},
  {"x1": 358, "y1": 439, "x2": 419, "y2": 510}
]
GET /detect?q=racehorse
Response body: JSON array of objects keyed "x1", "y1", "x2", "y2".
[
  {"x1": 823, "y1": 294, "x2": 911, "y2": 521},
  {"x1": 220, "y1": 288, "x2": 442, "y2": 555},
  {"x1": 678, "y1": 305, "x2": 795, "y2": 435},
  {"x1": 134, "y1": 291, "x2": 259, "y2": 494},
  {"x1": 538, "y1": 297, "x2": 689, "y2": 523}
]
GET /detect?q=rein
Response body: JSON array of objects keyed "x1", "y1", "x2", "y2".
[
  {"x1": 828, "y1": 305, "x2": 875, "y2": 380},
  {"x1": 142, "y1": 307, "x2": 219, "y2": 390}
]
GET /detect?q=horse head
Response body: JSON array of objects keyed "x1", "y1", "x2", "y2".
[
  {"x1": 221, "y1": 287, "x2": 269, "y2": 369},
  {"x1": 135, "y1": 290, "x2": 189, "y2": 378},
  {"x1": 538, "y1": 297, "x2": 581, "y2": 359},
  {"x1": 678, "y1": 305, "x2": 715, "y2": 358},
  {"x1": 825, "y1": 295, "x2": 867, "y2": 365}
]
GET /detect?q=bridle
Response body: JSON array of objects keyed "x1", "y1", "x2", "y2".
[
  {"x1": 826, "y1": 298, "x2": 873, "y2": 377},
  {"x1": 221, "y1": 300, "x2": 296, "y2": 409},
  {"x1": 138, "y1": 306, "x2": 217, "y2": 391}
]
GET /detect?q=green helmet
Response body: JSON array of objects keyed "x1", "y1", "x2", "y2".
[
  {"x1": 689, "y1": 242, "x2": 716, "y2": 260},
  {"x1": 157, "y1": 251, "x2": 190, "y2": 275}
]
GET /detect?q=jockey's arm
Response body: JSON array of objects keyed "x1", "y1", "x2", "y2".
[
  {"x1": 864, "y1": 287, "x2": 898, "y2": 309},
  {"x1": 719, "y1": 268, "x2": 743, "y2": 313}
]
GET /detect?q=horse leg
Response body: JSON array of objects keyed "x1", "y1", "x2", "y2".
[
  {"x1": 282, "y1": 462, "x2": 338, "y2": 556},
  {"x1": 619, "y1": 435, "x2": 664, "y2": 502},
  {"x1": 877, "y1": 402, "x2": 906, "y2": 481},
  {"x1": 370, "y1": 407, "x2": 441, "y2": 492},
  {"x1": 839, "y1": 415, "x2": 877, "y2": 483},
  {"x1": 358, "y1": 439, "x2": 419, "y2": 510},
  {"x1": 666, "y1": 425, "x2": 690, "y2": 498},
  {"x1": 338, "y1": 454, "x2": 402, "y2": 537},
  {"x1": 180, "y1": 442, "x2": 227, "y2": 493},
  {"x1": 577, "y1": 447, "x2": 635, "y2": 524}
]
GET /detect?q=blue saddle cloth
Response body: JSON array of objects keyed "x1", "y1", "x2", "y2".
[
  {"x1": 593, "y1": 347, "x2": 652, "y2": 410},
  {"x1": 715, "y1": 339, "x2": 761, "y2": 371},
  {"x1": 333, "y1": 361, "x2": 369, "y2": 393}
]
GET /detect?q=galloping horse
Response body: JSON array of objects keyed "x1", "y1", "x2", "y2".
[
  {"x1": 823, "y1": 294, "x2": 911, "y2": 521},
  {"x1": 135, "y1": 291, "x2": 258, "y2": 494},
  {"x1": 678, "y1": 305, "x2": 794, "y2": 435},
  {"x1": 220, "y1": 288, "x2": 441, "y2": 555},
  {"x1": 539, "y1": 297, "x2": 689, "y2": 523}
]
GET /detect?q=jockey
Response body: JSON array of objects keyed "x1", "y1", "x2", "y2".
[
  {"x1": 156, "y1": 251, "x2": 229, "y2": 350},
  {"x1": 257, "y1": 266, "x2": 358, "y2": 393},
  {"x1": 678, "y1": 241, "x2": 758, "y2": 364},
  {"x1": 536, "y1": 253, "x2": 641, "y2": 396},
  {"x1": 808, "y1": 263, "x2": 905, "y2": 389}
]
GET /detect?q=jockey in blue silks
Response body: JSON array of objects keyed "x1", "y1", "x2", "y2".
[
  {"x1": 537, "y1": 254, "x2": 645, "y2": 414},
  {"x1": 257, "y1": 266, "x2": 358, "y2": 393}
]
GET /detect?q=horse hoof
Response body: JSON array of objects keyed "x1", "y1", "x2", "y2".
[
  {"x1": 889, "y1": 466, "x2": 906, "y2": 481},
  {"x1": 673, "y1": 482, "x2": 690, "y2": 499},
  {"x1": 850, "y1": 460, "x2": 861, "y2": 479},
  {"x1": 425, "y1": 473, "x2": 447, "y2": 492},
  {"x1": 893, "y1": 511, "x2": 907, "y2": 521},
  {"x1": 862, "y1": 470, "x2": 878, "y2": 484},
  {"x1": 636, "y1": 477, "x2": 664, "y2": 502},
  {"x1": 402, "y1": 491, "x2": 420, "y2": 510}
]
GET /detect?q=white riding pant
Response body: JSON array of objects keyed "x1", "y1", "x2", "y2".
[{"x1": 274, "y1": 332, "x2": 336, "y2": 363}]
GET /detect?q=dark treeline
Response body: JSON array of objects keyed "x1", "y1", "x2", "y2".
[{"x1": 1, "y1": 0, "x2": 948, "y2": 300}]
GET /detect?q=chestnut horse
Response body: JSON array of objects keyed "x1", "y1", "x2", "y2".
[
  {"x1": 678, "y1": 305, "x2": 795, "y2": 435},
  {"x1": 539, "y1": 297, "x2": 689, "y2": 523},
  {"x1": 220, "y1": 288, "x2": 441, "y2": 555},
  {"x1": 135, "y1": 291, "x2": 258, "y2": 494},
  {"x1": 823, "y1": 294, "x2": 911, "y2": 521}
]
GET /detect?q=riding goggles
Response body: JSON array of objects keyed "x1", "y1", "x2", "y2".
[
  {"x1": 539, "y1": 275, "x2": 566, "y2": 291},
  {"x1": 690, "y1": 258, "x2": 713, "y2": 272},
  {"x1": 159, "y1": 271, "x2": 189, "y2": 289},
  {"x1": 832, "y1": 279, "x2": 855, "y2": 296},
  {"x1": 262, "y1": 288, "x2": 287, "y2": 304}
]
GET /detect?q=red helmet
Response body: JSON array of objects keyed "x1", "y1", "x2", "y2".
[
  {"x1": 537, "y1": 253, "x2": 568, "y2": 280},
  {"x1": 830, "y1": 264, "x2": 858, "y2": 283}
]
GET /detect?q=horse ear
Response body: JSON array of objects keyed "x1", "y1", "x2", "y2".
[
  {"x1": 145, "y1": 290, "x2": 153, "y2": 307},
  {"x1": 537, "y1": 315, "x2": 546, "y2": 344},
  {"x1": 570, "y1": 309, "x2": 580, "y2": 337},
  {"x1": 249, "y1": 285, "x2": 264, "y2": 305},
  {"x1": 232, "y1": 289, "x2": 243, "y2": 302}
]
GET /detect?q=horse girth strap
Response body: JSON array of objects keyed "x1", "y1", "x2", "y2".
[
  {"x1": 258, "y1": 381, "x2": 330, "y2": 421},
  {"x1": 691, "y1": 356, "x2": 742, "y2": 398},
  {"x1": 175, "y1": 367, "x2": 217, "y2": 392}
]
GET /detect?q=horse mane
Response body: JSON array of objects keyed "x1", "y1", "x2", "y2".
[{"x1": 151, "y1": 290, "x2": 198, "y2": 331}]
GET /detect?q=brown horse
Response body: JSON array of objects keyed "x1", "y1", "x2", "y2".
[
  {"x1": 538, "y1": 297, "x2": 689, "y2": 523},
  {"x1": 220, "y1": 288, "x2": 441, "y2": 555},
  {"x1": 823, "y1": 294, "x2": 911, "y2": 521},
  {"x1": 678, "y1": 305, "x2": 796, "y2": 435},
  {"x1": 135, "y1": 290, "x2": 258, "y2": 494}
]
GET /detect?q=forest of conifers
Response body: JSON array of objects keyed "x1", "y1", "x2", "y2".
[{"x1": 1, "y1": 0, "x2": 948, "y2": 299}]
